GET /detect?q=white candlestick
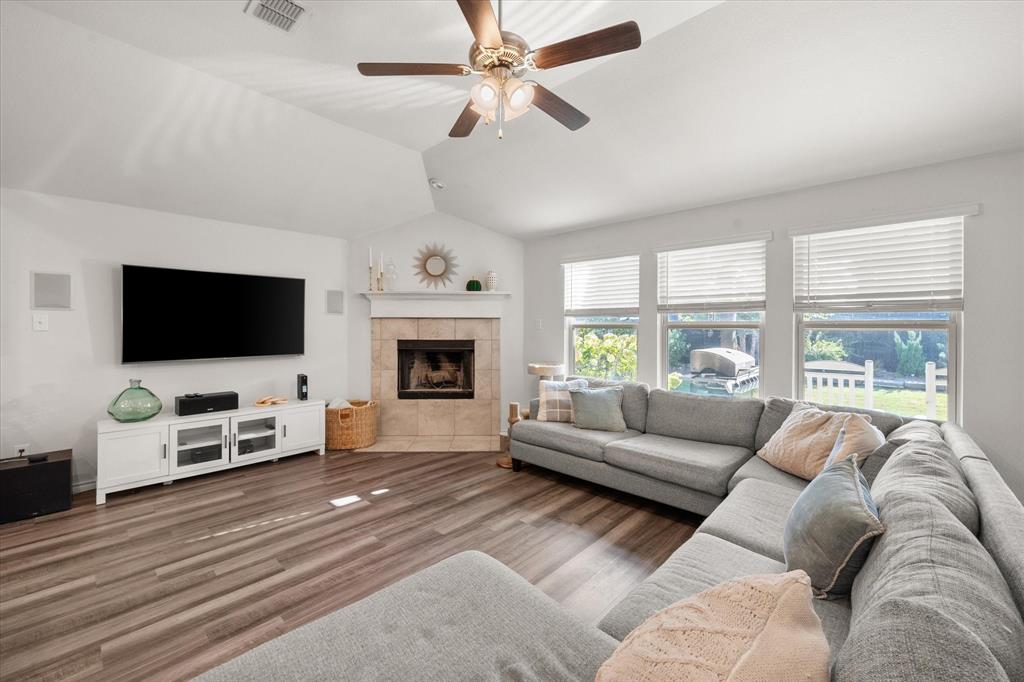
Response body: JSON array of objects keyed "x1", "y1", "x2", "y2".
[{"x1": 368, "y1": 247, "x2": 373, "y2": 268}]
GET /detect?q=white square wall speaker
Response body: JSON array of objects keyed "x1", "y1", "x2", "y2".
[
  {"x1": 325, "y1": 289, "x2": 345, "y2": 315},
  {"x1": 31, "y1": 272, "x2": 71, "y2": 310}
]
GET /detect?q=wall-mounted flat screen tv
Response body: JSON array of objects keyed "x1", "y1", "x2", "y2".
[{"x1": 121, "y1": 265, "x2": 305, "y2": 363}]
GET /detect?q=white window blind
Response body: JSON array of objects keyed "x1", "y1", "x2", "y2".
[
  {"x1": 563, "y1": 255, "x2": 640, "y2": 316},
  {"x1": 656, "y1": 240, "x2": 767, "y2": 312},
  {"x1": 793, "y1": 216, "x2": 964, "y2": 311}
]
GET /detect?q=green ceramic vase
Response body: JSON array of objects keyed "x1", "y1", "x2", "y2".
[
  {"x1": 466, "y1": 278, "x2": 482, "y2": 292},
  {"x1": 108, "y1": 379, "x2": 162, "y2": 422}
]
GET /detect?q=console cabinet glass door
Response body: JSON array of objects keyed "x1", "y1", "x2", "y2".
[
  {"x1": 231, "y1": 412, "x2": 282, "y2": 461},
  {"x1": 169, "y1": 418, "x2": 230, "y2": 474}
]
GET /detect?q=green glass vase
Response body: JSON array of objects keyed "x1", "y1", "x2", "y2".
[{"x1": 108, "y1": 379, "x2": 162, "y2": 422}]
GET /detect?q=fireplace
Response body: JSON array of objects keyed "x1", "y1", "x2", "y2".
[{"x1": 397, "y1": 340, "x2": 474, "y2": 399}]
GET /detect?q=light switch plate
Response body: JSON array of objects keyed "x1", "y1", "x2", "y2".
[{"x1": 32, "y1": 312, "x2": 49, "y2": 331}]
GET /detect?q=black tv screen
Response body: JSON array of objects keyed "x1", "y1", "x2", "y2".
[{"x1": 121, "y1": 265, "x2": 305, "y2": 362}]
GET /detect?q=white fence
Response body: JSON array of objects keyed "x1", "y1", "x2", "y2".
[
  {"x1": 805, "y1": 360, "x2": 875, "y2": 409},
  {"x1": 804, "y1": 360, "x2": 945, "y2": 418}
]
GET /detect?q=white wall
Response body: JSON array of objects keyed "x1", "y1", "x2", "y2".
[
  {"x1": 0, "y1": 1, "x2": 434, "y2": 240},
  {"x1": 347, "y1": 212, "x2": 525, "y2": 430},
  {"x1": 0, "y1": 188, "x2": 348, "y2": 489},
  {"x1": 522, "y1": 151, "x2": 1024, "y2": 498}
]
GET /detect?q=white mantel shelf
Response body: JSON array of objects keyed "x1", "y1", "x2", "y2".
[{"x1": 360, "y1": 290, "x2": 512, "y2": 318}]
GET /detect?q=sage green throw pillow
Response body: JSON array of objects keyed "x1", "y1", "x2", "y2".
[
  {"x1": 569, "y1": 386, "x2": 627, "y2": 432},
  {"x1": 784, "y1": 457, "x2": 884, "y2": 600}
]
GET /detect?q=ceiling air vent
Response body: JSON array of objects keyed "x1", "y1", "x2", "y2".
[{"x1": 243, "y1": 0, "x2": 305, "y2": 32}]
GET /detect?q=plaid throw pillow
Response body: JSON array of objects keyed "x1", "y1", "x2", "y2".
[{"x1": 537, "y1": 379, "x2": 588, "y2": 423}]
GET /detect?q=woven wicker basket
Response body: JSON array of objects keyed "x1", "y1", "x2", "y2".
[{"x1": 326, "y1": 400, "x2": 379, "y2": 450}]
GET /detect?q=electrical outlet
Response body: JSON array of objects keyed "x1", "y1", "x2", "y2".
[
  {"x1": 32, "y1": 313, "x2": 49, "y2": 331},
  {"x1": 14, "y1": 443, "x2": 30, "y2": 458}
]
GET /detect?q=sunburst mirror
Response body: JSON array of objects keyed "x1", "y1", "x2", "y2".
[{"x1": 414, "y1": 243, "x2": 459, "y2": 289}]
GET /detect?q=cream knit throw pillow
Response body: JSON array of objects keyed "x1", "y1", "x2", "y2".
[
  {"x1": 596, "y1": 571, "x2": 829, "y2": 682},
  {"x1": 757, "y1": 403, "x2": 869, "y2": 480}
]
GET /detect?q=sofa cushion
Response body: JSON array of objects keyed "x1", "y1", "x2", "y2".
[
  {"x1": 871, "y1": 438, "x2": 979, "y2": 535},
  {"x1": 597, "y1": 571, "x2": 829, "y2": 682},
  {"x1": 598, "y1": 533, "x2": 851, "y2": 662},
  {"x1": 198, "y1": 551, "x2": 618, "y2": 682},
  {"x1": 697, "y1": 479, "x2": 802, "y2": 562},
  {"x1": 857, "y1": 439, "x2": 905, "y2": 487},
  {"x1": 644, "y1": 389, "x2": 764, "y2": 449},
  {"x1": 835, "y1": 599, "x2": 1011, "y2": 682},
  {"x1": 569, "y1": 376, "x2": 650, "y2": 432},
  {"x1": 757, "y1": 402, "x2": 864, "y2": 481},
  {"x1": 943, "y1": 423, "x2": 1024, "y2": 617},
  {"x1": 754, "y1": 396, "x2": 904, "y2": 451},
  {"x1": 887, "y1": 419, "x2": 944, "y2": 443},
  {"x1": 568, "y1": 386, "x2": 626, "y2": 432},
  {"x1": 850, "y1": 491, "x2": 1024, "y2": 680},
  {"x1": 784, "y1": 458, "x2": 884, "y2": 599},
  {"x1": 511, "y1": 419, "x2": 640, "y2": 462},
  {"x1": 604, "y1": 434, "x2": 751, "y2": 497},
  {"x1": 536, "y1": 378, "x2": 587, "y2": 422},
  {"x1": 727, "y1": 455, "x2": 807, "y2": 493}
]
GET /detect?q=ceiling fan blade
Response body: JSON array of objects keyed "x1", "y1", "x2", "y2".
[
  {"x1": 457, "y1": 0, "x2": 503, "y2": 49},
  {"x1": 530, "y1": 84, "x2": 590, "y2": 131},
  {"x1": 531, "y1": 21, "x2": 641, "y2": 70},
  {"x1": 357, "y1": 63, "x2": 470, "y2": 76},
  {"x1": 449, "y1": 100, "x2": 481, "y2": 137}
]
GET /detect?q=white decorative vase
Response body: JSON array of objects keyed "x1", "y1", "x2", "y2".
[{"x1": 484, "y1": 270, "x2": 498, "y2": 291}]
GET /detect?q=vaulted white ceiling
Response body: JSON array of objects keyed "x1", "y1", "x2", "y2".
[
  {"x1": 21, "y1": 0, "x2": 719, "y2": 153},
  {"x1": 6, "y1": 0, "x2": 1023, "y2": 240}
]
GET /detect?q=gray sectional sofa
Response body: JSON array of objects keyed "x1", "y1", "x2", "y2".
[
  {"x1": 200, "y1": 382, "x2": 1024, "y2": 681},
  {"x1": 511, "y1": 378, "x2": 904, "y2": 515}
]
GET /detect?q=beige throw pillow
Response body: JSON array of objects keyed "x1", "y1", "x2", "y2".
[
  {"x1": 826, "y1": 414, "x2": 886, "y2": 469},
  {"x1": 757, "y1": 403, "x2": 869, "y2": 480},
  {"x1": 596, "y1": 570, "x2": 829, "y2": 682},
  {"x1": 536, "y1": 379, "x2": 587, "y2": 422}
]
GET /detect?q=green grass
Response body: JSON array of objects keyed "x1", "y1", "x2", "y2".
[{"x1": 804, "y1": 386, "x2": 948, "y2": 420}]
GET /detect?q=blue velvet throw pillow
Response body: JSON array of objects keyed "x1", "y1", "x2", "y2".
[
  {"x1": 568, "y1": 386, "x2": 627, "y2": 432},
  {"x1": 783, "y1": 457, "x2": 884, "y2": 599}
]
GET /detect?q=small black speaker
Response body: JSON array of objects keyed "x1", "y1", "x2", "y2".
[
  {"x1": 175, "y1": 391, "x2": 239, "y2": 416},
  {"x1": 1, "y1": 450, "x2": 72, "y2": 523},
  {"x1": 297, "y1": 374, "x2": 308, "y2": 401}
]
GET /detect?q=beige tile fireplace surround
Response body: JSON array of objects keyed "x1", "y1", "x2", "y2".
[{"x1": 369, "y1": 317, "x2": 500, "y2": 452}]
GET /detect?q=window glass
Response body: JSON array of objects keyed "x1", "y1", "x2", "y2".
[
  {"x1": 571, "y1": 319, "x2": 638, "y2": 381},
  {"x1": 801, "y1": 325, "x2": 950, "y2": 420},
  {"x1": 666, "y1": 325, "x2": 761, "y2": 397}
]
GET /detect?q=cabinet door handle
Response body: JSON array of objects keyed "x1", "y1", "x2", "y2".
[
  {"x1": 162, "y1": 443, "x2": 167, "y2": 459},
  {"x1": 223, "y1": 435, "x2": 228, "y2": 449},
  {"x1": 283, "y1": 424, "x2": 287, "y2": 439},
  {"x1": 232, "y1": 433, "x2": 237, "y2": 447}
]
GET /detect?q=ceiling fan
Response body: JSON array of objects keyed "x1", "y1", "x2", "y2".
[{"x1": 357, "y1": 0, "x2": 641, "y2": 139}]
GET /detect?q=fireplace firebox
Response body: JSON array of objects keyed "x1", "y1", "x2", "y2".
[{"x1": 397, "y1": 340, "x2": 474, "y2": 399}]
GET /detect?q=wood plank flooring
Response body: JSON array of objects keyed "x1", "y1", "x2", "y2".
[{"x1": 0, "y1": 449, "x2": 700, "y2": 681}]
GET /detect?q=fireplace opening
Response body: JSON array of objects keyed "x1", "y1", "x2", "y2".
[{"x1": 397, "y1": 339, "x2": 474, "y2": 399}]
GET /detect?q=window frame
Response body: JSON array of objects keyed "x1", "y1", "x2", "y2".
[
  {"x1": 794, "y1": 313, "x2": 960, "y2": 423},
  {"x1": 660, "y1": 313, "x2": 765, "y2": 393},
  {"x1": 566, "y1": 318, "x2": 640, "y2": 380}
]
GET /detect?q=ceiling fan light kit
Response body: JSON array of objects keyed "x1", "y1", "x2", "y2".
[{"x1": 356, "y1": 0, "x2": 641, "y2": 140}]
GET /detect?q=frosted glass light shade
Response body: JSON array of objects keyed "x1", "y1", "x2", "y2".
[
  {"x1": 470, "y1": 77, "x2": 500, "y2": 112},
  {"x1": 504, "y1": 78, "x2": 534, "y2": 113}
]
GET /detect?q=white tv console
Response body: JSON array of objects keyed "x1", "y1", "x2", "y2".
[{"x1": 95, "y1": 400, "x2": 325, "y2": 504}]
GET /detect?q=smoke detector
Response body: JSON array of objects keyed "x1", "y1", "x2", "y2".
[{"x1": 243, "y1": 0, "x2": 305, "y2": 32}]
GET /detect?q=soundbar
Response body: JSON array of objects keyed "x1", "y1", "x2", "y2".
[{"x1": 174, "y1": 391, "x2": 239, "y2": 416}]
